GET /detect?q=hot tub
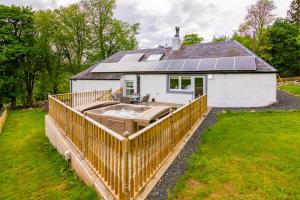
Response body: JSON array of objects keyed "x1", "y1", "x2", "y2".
[{"x1": 84, "y1": 104, "x2": 176, "y2": 135}]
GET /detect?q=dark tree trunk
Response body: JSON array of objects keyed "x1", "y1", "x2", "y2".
[{"x1": 11, "y1": 97, "x2": 16, "y2": 109}]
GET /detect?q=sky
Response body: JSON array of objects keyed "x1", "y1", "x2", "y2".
[{"x1": 0, "y1": 0, "x2": 291, "y2": 48}]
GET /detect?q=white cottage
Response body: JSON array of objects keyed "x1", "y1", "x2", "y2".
[{"x1": 70, "y1": 31, "x2": 277, "y2": 107}]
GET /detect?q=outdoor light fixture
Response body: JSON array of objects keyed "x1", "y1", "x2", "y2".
[{"x1": 208, "y1": 74, "x2": 214, "y2": 80}]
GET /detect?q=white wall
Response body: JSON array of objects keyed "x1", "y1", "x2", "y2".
[
  {"x1": 140, "y1": 74, "x2": 194, "y2": 104},
  {"x1": 71, "y1": 73, "x2": 277, "y2": 107},
  {"x1": 207, "y1": 73, "x2": 277, "y2": 107},
  {"x1": 71, "y1": 80, "x2": 121, "y2": 93}
]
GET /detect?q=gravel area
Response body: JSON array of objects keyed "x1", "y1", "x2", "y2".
[{"x1": 147, "y1": 90, "x2": 300, "y2": 200}]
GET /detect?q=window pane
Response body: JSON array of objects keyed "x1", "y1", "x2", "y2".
[
  {"x1": 169, "y1": 77, "x2": 179, "y2": 89},
  {"x1": 126, "y1": 89, "x2": 134, "y2": 96},
  {"x1": 181, "y1": 76, "x2": 191, "y2": 90},
  {"x1": 126, "y1": 81, "x2": 134, "y2": 88}
]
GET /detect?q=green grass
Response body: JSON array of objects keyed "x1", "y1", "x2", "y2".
[
  {"x1": 0, "y1": 109, "x2": 99, "y2": 200},
  {"x1": 279, "y1": 84, "x2": 300, "y2": 96},
  {"x1": 169, "y1": 111, "x2": 300, "y2": 200}
]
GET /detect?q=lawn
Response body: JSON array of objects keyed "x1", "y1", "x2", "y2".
[
  {"x1": 169, "y1": 111, "x2": 300, "y2": 200},
  {"x1": 279, "y1": 84, "x2": 300, "y2": 96},
  {"x1": 0, "y1": 109, "x2": 99, "y2": 200}
]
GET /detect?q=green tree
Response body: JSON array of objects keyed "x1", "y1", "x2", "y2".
[
  {"x1": 0, "y1": 5, "x2": 38, "y2": 107},
  {"x1": 34, "y1": 10, "x2": 68, "y2": 96},
  {"x1": 287, "y1": 0, "x2": 300, "y2": 24},
  {"x1": 212, "y1": 35, "x2": 230, "y2": 42},
  {"x1": 260, "y1": 18, "x2": 300, "y2": 76},
  {"x1": 182, "y1": 33, "x2": 204, "y2": 46},
  {"x1": 82, "y1": 0, "x2": 139, "y2": 63},
  {"x1": 54, "y1": 4, "x2": 91, "y2": 73},
  {"x1": 231, "y1": 33, "x2": 253, "y2": 51}
]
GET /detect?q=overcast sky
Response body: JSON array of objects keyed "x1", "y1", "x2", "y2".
[{"x1": 0, "y1": 0, "x2": 291, "y2": 48}]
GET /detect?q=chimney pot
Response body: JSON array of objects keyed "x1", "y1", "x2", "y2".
[{"x1": 172, "y1": 26, "x2": 181, "y2": 51}]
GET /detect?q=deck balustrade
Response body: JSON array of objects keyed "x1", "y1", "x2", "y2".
[{"x1": 48, "y1": 89, "x2": 207, "y2": 200}]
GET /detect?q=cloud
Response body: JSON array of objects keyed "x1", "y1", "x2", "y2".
[{"x1": 0, "y1": 0, "x2": 291, "y2": 48}]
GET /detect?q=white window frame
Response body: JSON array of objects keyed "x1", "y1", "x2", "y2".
[
  {"x1": 168, "y1": 76, "x2": 192, "y2": 92},
  {"x1": 125, "y1": 80, "x2": 134, "y2": 96}
]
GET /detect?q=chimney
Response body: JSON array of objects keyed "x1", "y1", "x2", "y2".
[{"x1": 172, "y1": 26, "x2": 181, "y2": 51}]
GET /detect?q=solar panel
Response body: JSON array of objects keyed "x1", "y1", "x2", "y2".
[
  {"x1": 166, "y1": 59, "x2": 185, "y2": 71},
  {"x1": 215, "y1": 57, "x2": 234, "y2": 70},
  {"x1": 182, "y1": 59, "x2": 200, "y2": 71},
  {"x1": 153, "y1": 60, "x2": 171, "y2": 71},
  {"x1": 91, "y1": 56, "x2": 257, "y2": 73},
  {"x1": 197, "y1": 58, "x2": 216, "y2": 71},
  {"x1": 146, "y1": 54, "x2": 164, "y2": 61},
  {"x1": 235, "y1": 56, "x2": 256, "y2": 70},
  {"x1": 91, "y1": 61, "x2": 159, "y2": 72},
  {"x1": 119, "y1": 53, "x2": 144, "y2": 63}
]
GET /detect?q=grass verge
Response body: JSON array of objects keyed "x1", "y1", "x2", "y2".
[
  {"x1": 279, "y1": 84, "x2": 300, "y2": 96},
  {"x1": 0, "y1": 108, "x2": 99, "y2": 200},
  {"x1": 169, "y1": 110, "x2": 300, "y2": 200}
]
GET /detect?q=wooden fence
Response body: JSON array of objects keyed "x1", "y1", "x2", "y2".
[
  {"x1": 277, "y1": 76, "x2": 300, "y2": 82},
  {"x1": 48, "y1": 91, "x2": 207, "y2": 200},
  {"x1": 0, "y1": 108, "x2": 8, "y2": 134}
]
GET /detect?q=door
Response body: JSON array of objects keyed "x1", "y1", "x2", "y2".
[{"x1": 194, "y1": 77, "x2": 204, "y2": 98}]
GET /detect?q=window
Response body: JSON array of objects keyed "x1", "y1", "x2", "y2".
[
  {"x1": 169, "y1": 76, "x2": 179, "y2": 89},
  {"x1": 146, "y1": 54, "x2": 164, "y2": 61},
  {"x1": 169, "y1": 76, "x2": 192, "y2": 91},
  {"x1": 181, "y1": 76, "x2": 191, "y2": 90},
  {"x1": 125, "y1": 81, "x2": 134, "y2": 96}
]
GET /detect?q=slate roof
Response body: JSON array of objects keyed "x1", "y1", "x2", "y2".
[{"x1": 71, "y1": 40, "x2": 276, "y2": 80}]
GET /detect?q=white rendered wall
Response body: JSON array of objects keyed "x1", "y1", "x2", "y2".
[
  {"x1": 140, "y1": 74, "x2": 194, "y2": 104},
  {"x1": 207, "y1": 73, "x2": 277, "y2": 107},
  {"x1": 71, "y1": 80, "x2": 121, "y2": 93}
]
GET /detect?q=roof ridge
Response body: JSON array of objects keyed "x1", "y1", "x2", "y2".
[{"x1": 184, "y1": 40, "x2": 235, "y2": 47}]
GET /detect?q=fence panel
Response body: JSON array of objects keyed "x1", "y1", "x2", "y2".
[
  {"x1": 48, "y1": 93, "x2": 125, "y2": 199},
  {"x1": 127, "y1": 95, "x2": 207, "y2": 198}
]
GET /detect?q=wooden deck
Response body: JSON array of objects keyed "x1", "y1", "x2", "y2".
[{"x1": 47, "y1": 90, "x2": 208, "y2": 200}]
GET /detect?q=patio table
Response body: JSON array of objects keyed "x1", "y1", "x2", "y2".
[{"x1": 129, "y1": 95, "x2": 141, "y2": 103}]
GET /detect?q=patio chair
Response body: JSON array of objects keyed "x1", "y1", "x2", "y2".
[
  {"x1": 120, "y1": 96, "x2": 131, "y2": 104},
  {"x1": 140, "y1": 94, "x2": 150, "y2": 105},
  {"x1": 113, "y1": 93, "x2": 122, "y2": 102}
]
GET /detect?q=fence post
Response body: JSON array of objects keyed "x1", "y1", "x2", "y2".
[
  {"x1": 169, "y1": 109, "x2": 174, "y2": 150},
  {"x1": 122, "y1": 131, "x2": 130, "y2": 200},
  {"x1": 65, "y1": 103, "x2": 68, "y2": 134},
  {"x1": 188, "y1": 100, "x2": 192, "y2": 130}
]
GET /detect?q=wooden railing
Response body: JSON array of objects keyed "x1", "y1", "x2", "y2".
[
  {"x1": 113, "y1": 88, "x2": 123, "y2": 95},
  {"x1": 48, "y1": 94, "x2": 126, "y2": 199},
  {"x1": 0, "y1": 108, "x2": 8, "y2": 134},
  {"x1": 126, "y1": 95, "x2": 207, "y2": 199},
  {"x1": 48, "y1": 91, "x2": 207, "y2": 200},
  {"x1": 50, "y1": 90, "x2": 112, "y2": 108}
]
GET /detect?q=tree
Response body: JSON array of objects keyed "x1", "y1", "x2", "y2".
[
  {"x1": 287, "y1": 0, "x2": 300, "y2": 24},
  {"x1": 260, "y1": 19, "x2": 300, "y2": 76},
  {"x1": 0, "y1": 5, "x2": 38, "y2": 107},
  {"x1": 54, "y1": 4, "x2": 91, "y2": 73},
  {"x1": 182, "y1": 34, "x2": 203, "y2": 46},
  {"x1": 34, "y1": 10, "x2": 67, "y2": 96},
  {"x1": 81, "y1": 0, "x2": 139, "y2": 63},
  {"x1": 231, "y1": 33, "x2": 253, "y2": 51},
  {"x1": 238, "y1": 0, "x2": 276, "y2": 52},
  {"x1": 212, "y1": 35, "x2": 230, "y2": 42}
]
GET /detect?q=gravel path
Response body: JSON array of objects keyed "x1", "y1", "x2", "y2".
[{"x1": 147, "y1": 90, "x2": 300, "y2": 200}]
